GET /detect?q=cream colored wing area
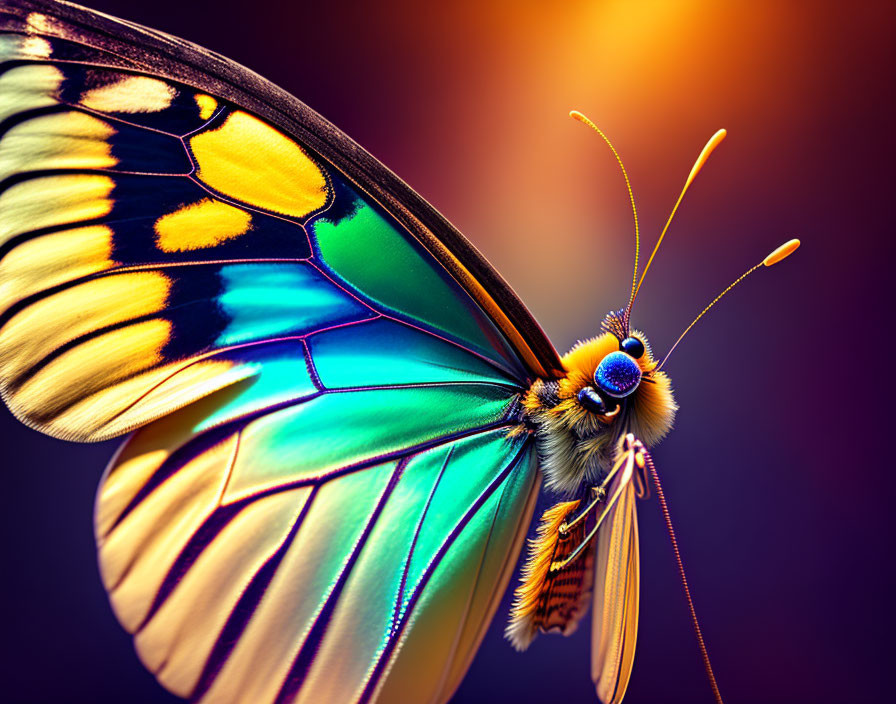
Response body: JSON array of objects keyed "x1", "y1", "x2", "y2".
[
  {"x1": 591, "y1": 464, "x2": 640, "y2": 704},
  {"x1": 368, "y1": 448, "x2": 539, "y2": 704},
  {"x1": 95, "y1": 379, "x2": 537, "y2": 704}
]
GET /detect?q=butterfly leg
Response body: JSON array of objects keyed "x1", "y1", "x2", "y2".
[
  {"x1": 551, "y1": 437, "x2": 643, "y2": 572},
  {"x1": 505, "y1": 434, "x2": 643, "y2": 650}
]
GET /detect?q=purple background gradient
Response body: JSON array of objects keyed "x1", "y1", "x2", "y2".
[{"x1": 1, "y1": 1, "x2": 891, "y2": 702}]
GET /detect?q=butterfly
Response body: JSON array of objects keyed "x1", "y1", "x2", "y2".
[{"x1": 0, "y1": 1, "x2": 800, "y2": 703}]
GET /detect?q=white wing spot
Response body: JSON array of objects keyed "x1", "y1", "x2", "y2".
[{"x1": 81, "y1": 76, "x2": 177, "y2": 114}]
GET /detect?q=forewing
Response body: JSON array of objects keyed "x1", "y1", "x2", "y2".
[
  {"x1": 591, "y1": 452, "x2": 640, "y2": 704},
  {"x1": 0, "y1": 0, "x2": 562, "y2": 447},
  {"x1": 0, "y1": 28, "x2": 528, "y2": 439}
]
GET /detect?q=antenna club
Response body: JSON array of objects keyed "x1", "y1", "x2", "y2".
[
  {"x1": 684, "y1": 129, "x2": 728, "y2": 188},
  {"x1": 763, "y1": 238, "x2": 801, "y2": 267},
  {"x1": 569, "y1": 110, "x2": 593, "y2": 126},
  {"x1": 634, "y1": 128, "x2": 729, "y2": 303}
]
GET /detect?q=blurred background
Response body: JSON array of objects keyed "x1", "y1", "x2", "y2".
[{"x1": 1, "y1": 1, "x2": 892, "y2": 702}]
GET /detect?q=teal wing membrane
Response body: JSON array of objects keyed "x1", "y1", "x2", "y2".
[{"x1": 0, "y1": 6, "x2": 546, "y2": 703}]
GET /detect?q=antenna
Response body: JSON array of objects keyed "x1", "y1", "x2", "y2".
[
  {"x1": 569, "y1": 110, "x2": 641, "y2": 314},
  {"x1": 655, "y1": 239, "x2": 801, "y2": 371},
  {"x1": 631, "y1": 129, "x2": 728, "y2": 312}
]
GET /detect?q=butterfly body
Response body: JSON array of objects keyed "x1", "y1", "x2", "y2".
[{"x1": 504, "y1": 319, "x2": 675, "y2": 687}]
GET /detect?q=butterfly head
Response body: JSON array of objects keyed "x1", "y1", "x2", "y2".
[
  {"x1": 522, "y1": 310, "x2": 677, "y2": 494},
  {"x1": 568, "y1": 310, "x2": 677, "y2": 441}
]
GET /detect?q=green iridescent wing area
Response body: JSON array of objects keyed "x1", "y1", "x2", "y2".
[{"x1": 0, "y1": 2, "x2": 556, "y2": 702}]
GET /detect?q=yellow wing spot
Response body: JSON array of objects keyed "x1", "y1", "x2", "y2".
[
  {"x1": 195, "y1": 94, "x2": 218, "y2": 120},
  {"x1": 0, "y1": 224, "x2": 114, "y2": 309},
  {"x1": 0, "y1": 174, "x2": 114, "y2": 247},
  {"x1": 81, "y1": 76, "x2": 177, "y2": 114},
  {"x1": 22, "y1": 35, "x2": 52, "y2": 59},
  {"x1": 0, "y1": 111, "x2": 116, "y2": 182},
  {"x1": 0, "y1": 64, "x2": 64, "y2": 125},
  {"x1": 0, "y1": 270, "x2": 171, "y2": 385},
  {"x1": 10, "y1": 317, "x2": 172, "y2": 435},
  {"x1": 189, "y1": 110, "x2": 328, "y2": 218},
  {"x1": 25, "y1": 11, "x2": 55, "y2": 33},
  {"x1": 154, "y1": 198, "x2": 252, "y2": 252}
]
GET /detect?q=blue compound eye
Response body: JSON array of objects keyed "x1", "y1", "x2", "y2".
[{"x1": 594, "y1": 351, "x2": 642, "y2": 399}]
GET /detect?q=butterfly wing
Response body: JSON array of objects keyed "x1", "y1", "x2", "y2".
[
  {"x1": 96, "y1": 381, "x2": 539, "y2": 704},
  {"x1": 591, "y1": 449, "x2": 640, "y2": 704},
  {"x1": 0, "y1": 1, "x2": 561, "y2": 701}
]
